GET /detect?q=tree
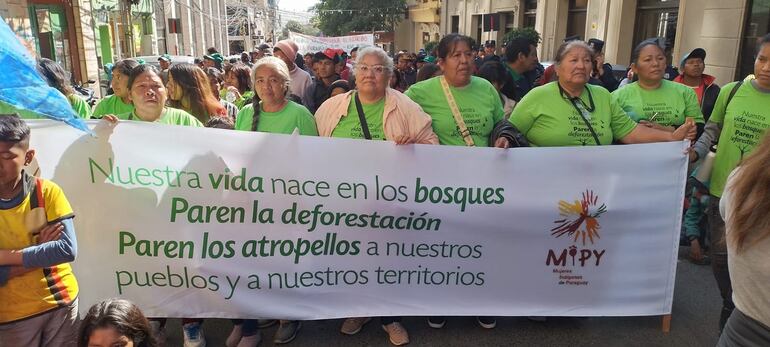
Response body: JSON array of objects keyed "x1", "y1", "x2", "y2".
[
  {"x1": 281, "y1": 20, "x2": 320, "y2": 39},
  {"x1": 312, "y1": 0, "x2": 407, "y2": 36},
  {"x1": 503, "y1": 27, "x2": 541, "y2": 46},
  {"x1": 424, "y1": 40, "x2": 439, "y2": 55}
]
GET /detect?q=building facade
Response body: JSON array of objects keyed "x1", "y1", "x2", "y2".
[
  {"x1": 395, "y1": 0, "x2": 442, "y2": 52},
  {"x1": 3, "y1": 0, "x2": 229, "y2": 97},
  {"x1": 226, "y1": 0, "x2": 274, "y2": 54},
  {"x1": 3, "y1": 0, "x2": 101, "y2": 94},
  {"x1": 440, "y1": 0, "x2": 766, "y2": 86}
]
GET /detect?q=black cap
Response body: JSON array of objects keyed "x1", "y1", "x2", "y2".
[
  {"x1": 587, "y1": 38, "x2": 604, "y2": 53},
  {"x1": 680, "y1": 48, "x2": 707, "y2": 69},
  {"x1": 563, "y1": 35, "x2": 581, "y2": 43}
]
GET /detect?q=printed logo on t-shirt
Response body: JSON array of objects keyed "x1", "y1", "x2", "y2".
[
  {"x1": 567, "y1": 112, "x2": 607, "y2": 145},
  {"x1": 345, "y1": 125, "x2": 385, "y2": 140},
  {"x1": 452, "y1": 106, "x2": 491, "y2": 139},
  {"x1": 730, "y1": 111, "x2": 770, "y2": 159},
  {"x1": 641, "y1": 102, "x2": 677, "y2": 126}
]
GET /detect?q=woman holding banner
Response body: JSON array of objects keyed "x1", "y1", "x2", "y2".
[
  {"x1": 405, "y1": 34, "x2": 510, "y2": 149},
  {"x1": 101, "y1": 64, "x2": 205, "y2": 346},
  {"x1": 611, "y1": 40, "x2": 705, "y2": 136},
  {"x1": 509, "y1": 40, "x2": 696, "y2": 147},
  {"x1": 228, "y1": 56, "x2": 316, "y2": 347},
  {"x1": 315, "y1": 46, "x2": 437, "y2": 144},
  {"x1": 404, "y1": 33, "x2": 515, "y2": 331},
  {"x1": 110, "y1": 65, "x2": 202, "y2": 127},
  {"x1": 233, "y1": 56, "x2": 317, "y2": 136},
  {"x1": 314, "y1": 45, "x2": 438, "y2": 346}
]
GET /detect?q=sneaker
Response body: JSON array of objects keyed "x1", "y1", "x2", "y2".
[
  {"x1": 226, "y1": 323, "x2": 243, "y2": 347},
  {"x1": 183, "y1": 322, "x2": 207, "y2": 347},
  {"x1": 273, "y1": 320, "x2": 301, "y2": 344},
  {"x1": 427, "y1": 316, "x2": 446, "y2": 329},
  {"x1": 149, "y1": 320, "x2": 167, "y2": 347},
  {"x1": 382, "y1": 322, "x2": 410, "y2": 346},
  {"x1": 340, "y1": 317, "x2": 372, "y2": 335},
  {"x1": 236, "y1": 333, "x2": 262, "y2": 347},
  {"x1": 476, "y1": 316, "x2": 497, "y2": 329},
  {"x1": 257, "y1": 319, "x2": 278, "y2": 328}
]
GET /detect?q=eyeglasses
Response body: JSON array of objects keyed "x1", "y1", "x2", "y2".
[{"x1": 356, "y1": 64, "x2": 387, "y2": 75}]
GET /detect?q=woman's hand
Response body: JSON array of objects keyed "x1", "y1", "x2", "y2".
[
  {"x1": 37, "y1": 222, "x2": 64, "y2": 244},
  {"x1": 494, "y1": 137, "x2": 510, "y2": 149},
  {"x1": 102, "y1": 114, "x2": 119, "y2": 124},
  {"x1": 639, "y1": 120, "x2": 674, "y2": 132},
  {"x1": 672, "y1": 118, "x2": 697, "y2": 142},
  {"x1": 394, "y1": 135, "x2": 415, "y2": 145}
]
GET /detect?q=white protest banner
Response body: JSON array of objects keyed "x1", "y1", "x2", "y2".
[
  {"x1": 288, "y1": 32, "x2": 374, "y2": 54},
  {"x1": 29, "y1": 120, "x2": 687, "y2": 319}
]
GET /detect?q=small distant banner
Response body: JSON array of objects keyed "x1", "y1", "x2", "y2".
[
  {"x1": 28, "y1": 120, "x2": 687, "y2": 319},
  {"x1": 289, "y1": 32, "x2": 374, "y2": 54}
]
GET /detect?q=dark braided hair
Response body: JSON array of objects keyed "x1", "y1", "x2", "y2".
[{"x1": 250, "y1": 91, "x2": 262, "y2": 132}]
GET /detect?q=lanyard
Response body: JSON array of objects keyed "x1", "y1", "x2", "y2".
[
  {"x1": 557, "y1": 83, "x2": 601, "y2": 145},
  {"x1": 557, "y1": 82, "x2": 595, "y2": 117}
]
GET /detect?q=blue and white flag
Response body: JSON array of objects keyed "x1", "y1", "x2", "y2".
[{"x1": 0, "y1": 17, "x2": 90, "y2": 133}]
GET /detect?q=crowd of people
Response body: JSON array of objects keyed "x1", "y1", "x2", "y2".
[{"x1": 1, "y1": 28, "x2": 769, "y2": 347}]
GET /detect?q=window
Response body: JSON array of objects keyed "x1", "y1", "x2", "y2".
[
  {"x1": 473, "y1": 15, "x2": 482, "y2": 43},
  {"x1": 737, "y1": 1, "x2": 770, "y2": 79},
  {"x1": 451, "y1": 15, "x2": 459, "y2": 33},
  {"x1": 567, "y1": 0, "x2": 587, "y2": 39},
  {"x1": 523, "y1": 0, "x2": 537, "y2": 28},
  {"x1": 504, "y1": 11, "x2": 515, "y2": 34},
  {"x1": 141, "y1": 15, "x2": 153, "y2": 35},
  {"x1": 633, "y1": 0, "x2": 679, "y2": 64}
]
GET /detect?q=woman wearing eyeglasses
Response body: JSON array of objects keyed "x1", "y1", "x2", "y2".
[
  {"x1": 315, "y1": 46, "x2": 438, "y2": 145},
  {"x1": 509, "y1": 40, "x2": 697, "y2": 147},
  {"x1": 314, "y1": 46, "x2": 437, "y2": 346}
]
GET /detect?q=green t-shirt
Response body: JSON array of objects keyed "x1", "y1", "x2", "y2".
[
  {"x1": 235, "y1": 90, "x2": 255, "y2": 110},
  {"x1": 220, "y1": 90, "x2": 254, "y2": 110},
  {"x1": 120, "y1": 107, "x2": 204, "y2": 127},
  {"x1": 405, "y1": 76, "x2": 504, "y2": 147},
  {"x1": 612, "y1": 79, "x2": 705, "y2": 126},
  {"x1": 510, "y1": 82, "x2": 637, "y2": 146},
  {"x1": 93, "y1": 95, "x2": 134, "y2": 119},
  {"x1": 709, "y1": 81, "x2": 770, "y2": 197},
  {"x1": 0, "y1": 100, "x2": 46, "y2": 119},
  {"x1": 67, "y1": 94, "x2": 92, "y2": 119},
  {"x1": 0, "y1": 96, "x2": 91, "y2": 120},
  {"x1": 331, "y1": 93, "x2": 386, "y2": 140},
  {"x1": 234, "y1": 100, "x2": 318, "y2": 135}
]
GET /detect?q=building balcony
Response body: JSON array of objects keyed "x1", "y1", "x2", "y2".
[{"x1": 408, "y1": 0, "x2": 440, "y2": 23}]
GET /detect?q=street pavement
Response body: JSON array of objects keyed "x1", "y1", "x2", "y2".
[{"x1": 160, "y1": 247, "x2": 722, "y2": 346}]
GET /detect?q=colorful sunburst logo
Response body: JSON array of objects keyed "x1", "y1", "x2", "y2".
[{"x1": 551, "y1": 190, "x2": 607, "y2": 245}]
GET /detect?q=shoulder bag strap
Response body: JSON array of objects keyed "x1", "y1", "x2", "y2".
[
  {"x1": 439, "y1": 76, "x2": 475, "y2": 146},
  {"x1": 723, "y1": 80, "x2": 743, "y2": 115},
  {"x1": 354, "y1": 93, "x2": 372, "y2": 140}
]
